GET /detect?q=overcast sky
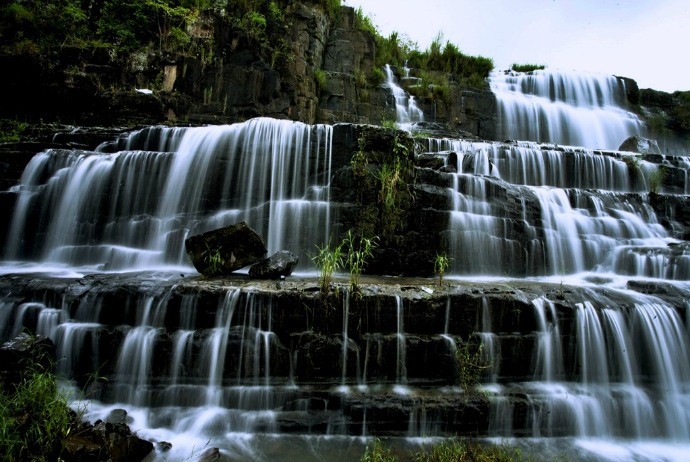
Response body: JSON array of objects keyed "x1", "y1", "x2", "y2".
[{"x1": 342, "y1": 0, "x2": 689, "y2": 92}]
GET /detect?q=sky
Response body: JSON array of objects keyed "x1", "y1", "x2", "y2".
[{"x1": 342, "y1": 0, "x2": 689, "y2": 92}]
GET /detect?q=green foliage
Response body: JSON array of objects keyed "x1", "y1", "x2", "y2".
[
  {"x1": 361, "y1": 438, "x2": 396, "y2": 462},
  {"x1": 376, "y1": 135, "x2": 412, "y2": 240},
  {"x1": 415, "y1": 439, "x2": 527, "y2": 462},
  {"x1": 202, "y1": 248, "x2": 225, "y2": 275},
  {"x1": 342, "y1": 230, "x2": 378, "y2": 293},
  {"x1": 316, "y1": 0, "x2": 342, "y2": 21},
  {"x1": 0, "y1": 365, "x2": 73, "y2": 461},
  {"x1": 314, "y1": 68, "x2": 328, "y2": 91},
  {"x1": 374, "y1": 31, "x2": 416, "y2": 68},
  {"x1": 351, "y1": 135, "x2": 370, "y2": 178},
  {"x1": 434, "y1": 253, "x2": 449, "y2": 286},
  {"x1": 405, "y1": 32, "x2": 493, "y2": 88},
  {"x1": 0, "y1": 120, "x2": 29, "y2": 143},
  {"x1": 511, "y1": 63, "x2": 546, "y2": 72},
  {"x1": 361, "y1": 438, "x2": 529, "y2": 462},
  {"x1": 312, "y1": 239, "x2": 345, "y2": 294},
  {"x1": 456, "y1": 339, "x2": 487, "y2": 391},
  {"x1": 648, "y1": 166, "x2": 666, "y2": 194},
  {"x1": 381, "y1": 116, "x2": 398, "y2": 130},
  {"x1": 369, "y1": 67, "x2": 386, "y2": 87},
  {"x1": 354, "y1": 7, "x2": 377, "y2": 36}
]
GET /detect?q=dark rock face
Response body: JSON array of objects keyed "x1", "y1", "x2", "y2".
[
  {"x1": 249, "y1": 250, "x2": 299, "y2": 279},
  {"x1": 185, "y1": 222, "x2": 267, "y2": 276},
  {"x1": 619, "y1": 135, "x2": 662, "y2": 154},
  {"x1": 0, "y1": 333, "x2": 56, "y2": 388},
  {"x1": 1, "y1": 272, "x2": 686, "y2": 438}
]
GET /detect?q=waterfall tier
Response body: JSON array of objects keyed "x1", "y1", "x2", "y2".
[{"x1": 490, "y1": 69, "x2": 646, "y2": 150}]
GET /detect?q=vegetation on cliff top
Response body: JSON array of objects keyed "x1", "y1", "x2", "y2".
[{"x1": 0, "y1": 0, "x2": 342, "y2": 57}]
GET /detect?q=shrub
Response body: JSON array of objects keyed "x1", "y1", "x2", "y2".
[{"x1": 511, "y1": 63, "x2": 546, "y2": 72}]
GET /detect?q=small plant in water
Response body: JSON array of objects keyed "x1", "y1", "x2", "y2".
[
  {"x1": 311, "y1": 239, "x2": 345, "y2": 294},
  {"x1": 361, "y1": 438, "x2": 396, "y2": 462},
  {"x1": 434, "y1": 252, "x2": 450, "y2": 286},
  {"x1": 343, "y1": 230, "x2": 378, "y2": 294}
]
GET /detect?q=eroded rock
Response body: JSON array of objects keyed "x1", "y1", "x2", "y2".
[
  {"x1": 618, "y1": 135, "x2": 661, "y2": 154},
  {"x1": 249, "y1": 250, "x2": 299, "y2": 279},
  {"x1": 185, "y1": 222, "x2": 267, "y2": 276}
]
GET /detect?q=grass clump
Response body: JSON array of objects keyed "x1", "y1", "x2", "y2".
[
  {"x1": 361, "y1": 438, "x2": 529, "y2": 462},
  {"x1": 0, "y1": 366, "x2": 73, "y2": 461},
  {"x1": 361, "y1": 438, "x2": 396, "y2": 462},
  {"x1": 312, "y1": 239, "x2": 345, "y2": 294},
  {"x1": 415, "y1": 439, "x2": 527, "y2": 462},
  {"x1": 343, "y1": 230, "x2": 378, "y2": 294}
]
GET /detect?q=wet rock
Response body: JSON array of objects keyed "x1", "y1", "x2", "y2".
[
  {"x1": 618, "y1": 135, "x2": 661, "y2": 155},
  {"x1": 105, "y1": 408, "x2": 133, "y2": 425},
  {"x1": 157, "y1": 441, "x2": 173, "y2": 452},
  {"x1": 195, "y1": 447, "x2": 221, "y2": 461},
  {"x1": 249, "y1": 250, "x2": 299, "y2": 279},
  {"x1": 0, "y1": 333, "x2": 56, "y2": 388},
  {"x1": 185, "y1": 222, "x2": 267, "y2": 276}
]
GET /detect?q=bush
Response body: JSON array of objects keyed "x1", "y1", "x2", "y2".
[{"x1": 510, "y1": 63, "x2": 546, "y2": 72}]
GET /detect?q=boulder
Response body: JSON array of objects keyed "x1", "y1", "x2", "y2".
[
  {"x1": 185, "y1": 222, "x2": 267, "y2": 276},
  {"x1": 618, "y1": 135, "x2": 661, "y2": 155},
  {"x1": 249, "y1": 250, "x2": 299, "y2": 279}
]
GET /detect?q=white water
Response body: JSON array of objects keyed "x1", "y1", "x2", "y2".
[
  {"x1": 0, "y1": 84, "x2": 689, "y2": 461},
  {"x1": 424, "y1": 136, "x2": 689, "y2": 277},
  {"x1": 490, "y1": 69, "x2": 645, "y2": 150},
  {"x1": 384, "y1": 64, "x2": 424, "y2": 128},
  {"x1": 4, "y1": 118, "x2": 333, "y2": 271}
]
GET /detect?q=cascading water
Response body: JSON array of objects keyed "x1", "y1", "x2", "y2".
[
  {"x1": 425, "y1": 137, "x2": 689, "y2": 277},
  {"x1": 4, "y1": 118, "x2": 333, "y2": 271},
  {"x1": 1, "y1": 61, "x2": 690, "y2": 461},
  {"x1": 384, "y1": 64, "x2": 424, "y2": 128},
  {"x1": 490, "y1": 69, "x2": 645, "y2": 150}
]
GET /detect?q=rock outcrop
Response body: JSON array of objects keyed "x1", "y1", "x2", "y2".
[
  {"x1": 185, "y1": 222, "x2": 268, "y2": 276},
  {"x1": 618, "y1": 135, "x2": 662, "y2": 154},
  {"x1": 249, "y1": 250, "x2": 299, "y2": 279}
]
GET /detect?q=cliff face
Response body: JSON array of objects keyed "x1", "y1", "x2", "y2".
[
  {"x1": 0, "y1": 4, "x2": 495, "y2": 138},
  {"x1": 1, "y1": 2, "x2": 687, "y2": 147}
]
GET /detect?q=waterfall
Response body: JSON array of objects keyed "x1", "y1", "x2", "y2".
[
  {"x1": 4, "y1": 118, "x2": 333, "y2": 271},
  {"x1": 1, "y1": 67, "x2": 689, "y2": 459},
  {"x1": 384, "y1": 64, "x2": 424, "y2": 128},
  {"x1": 424, "y1": 136, "x2": 688, "y2": 277},
  {"x1": 489, "y1": 69, "x2": 645, "y2": 149}
]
